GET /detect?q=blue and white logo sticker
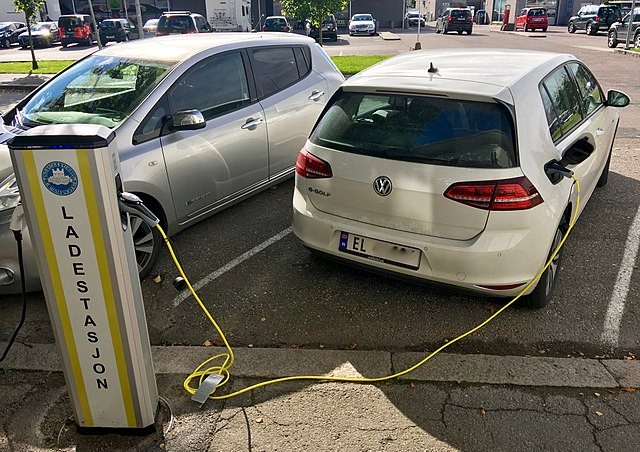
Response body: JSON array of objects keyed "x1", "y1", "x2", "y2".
[{"x1": 41, "y1": 161, "x2": 78, "y2": 196}]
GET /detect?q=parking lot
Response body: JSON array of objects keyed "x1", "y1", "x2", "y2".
[{"x1": 1, "y1": 25, "x2": 639, "y2": 361}]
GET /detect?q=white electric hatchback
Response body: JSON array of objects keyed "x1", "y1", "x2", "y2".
[{"x1": 293, "y1": 49, "x2": 629, "y2": 308}]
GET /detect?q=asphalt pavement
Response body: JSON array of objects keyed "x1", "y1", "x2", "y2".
[{"x1": 1, "y1": 28, "x2": 639, "y2": 451}]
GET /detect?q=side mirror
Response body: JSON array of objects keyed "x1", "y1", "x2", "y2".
[
  {"x1": 562, "y1": 137, "x2": 594, "y2": 165},
  {"x1": 171, "y1": 110, "x2": 205, "y2": 131},
  {"x1": 606, "y1": 90, "x2": 630, "y2": 107}
]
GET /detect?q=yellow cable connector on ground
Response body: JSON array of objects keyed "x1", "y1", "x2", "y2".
[{"x1": 156, "y1": 175, "x2": 581, "y2": 402}]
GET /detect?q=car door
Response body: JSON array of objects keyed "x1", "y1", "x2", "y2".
[
  {"x1": 516, "y1": 10, "x2": 526, "y2": 29},
  {"x1": 249, "y1": 45, "x2": 328, "y2": 179},
  {"x1": 161, "y1": 51, "x2": 269, "y2": 221}
]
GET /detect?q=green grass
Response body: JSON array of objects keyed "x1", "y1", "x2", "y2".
[
  {"x1": 331, "y1": 55, "x2": 393, "y2": 75},
  {"x1": 0, "y1": 60, "x2": 75, "y2": 74},
  {"x1": 0, "y1": 55, "x2": 392, "y2": 76}
]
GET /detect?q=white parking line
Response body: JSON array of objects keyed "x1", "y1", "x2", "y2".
[
  {"x1": 172, "y1": 227, "x2": 293, "y2": 307},
  {"x1": 601, "y1": 203, "x2": 640, "y2": 348}
]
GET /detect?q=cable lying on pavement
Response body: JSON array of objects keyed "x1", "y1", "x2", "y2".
[{"x1": 156, "y1": 174, "x2": 581, "y2": 403}]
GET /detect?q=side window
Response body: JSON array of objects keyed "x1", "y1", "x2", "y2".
[
  {"x1": 168, "y1": 52, "x2": 250, "y2": 121},
  {"x1": 133, "y1": 95, "x2": 170, "y2": 145},
  {"x1": 293, "y1": 47, "x2": 311, "y2": 78},
  {"x1": 567, "y1": 62, "x2": 603, "y2": 116},
  {"x1": 251, "y1": 47, "x2": 301, "y2": 99},
  {"x1": 541, "y1": 66, "x2": 583, "y2": 138},
  {"x1": 539, "y1": 85, "x2": 562, "y2": 142}
]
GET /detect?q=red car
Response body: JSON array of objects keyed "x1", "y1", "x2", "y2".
[{"x1": 515, "y1": 7, "x2": 548, "y2": 32}]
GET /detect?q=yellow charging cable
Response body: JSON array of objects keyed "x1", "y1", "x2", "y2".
[{"x1": 156, "y1": 175, "x2": 581, "y2": 401}]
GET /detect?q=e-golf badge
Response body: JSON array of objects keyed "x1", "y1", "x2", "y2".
[{"x1": 41, "y1": 161, "x2": 78, "y2": 196}]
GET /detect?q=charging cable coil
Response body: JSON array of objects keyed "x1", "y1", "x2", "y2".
[{"x1": 156, "y1": 175, "x2": 581, "y2": 401}]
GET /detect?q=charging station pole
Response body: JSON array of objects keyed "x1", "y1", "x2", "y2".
[{"x1": 8, "y1": 124, "x2": 158, "y2": 431}]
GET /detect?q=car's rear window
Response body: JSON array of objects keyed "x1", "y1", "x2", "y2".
[
  {"x1": 265, "y1": 18, "x2": 286, "y2": 27},
  {"x1": 101, "y1": 21, "x2": 123, "y2": 29},
  {"x1": 311, "y1": 92, "x2": 517, "y2": 169},
  {"x1": 157, "y1": 15, "x2": 195, "y2": 32},
  {"x1": 528, "y1": 9, "x2": 547, "y2": 16},
  {"x1": 59, "y1": 17, "x2": 84, "y2": 28},
  {"x1": 451, "y1": 10, "x2": 471, "y2": 18}
]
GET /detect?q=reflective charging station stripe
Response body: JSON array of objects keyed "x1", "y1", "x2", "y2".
[
  {"x1": 23, "y1": 150, "x2": 94, "y2": 426},
  {"x1": 77, "y1": 150, "x2": 136, "y2": 428}
]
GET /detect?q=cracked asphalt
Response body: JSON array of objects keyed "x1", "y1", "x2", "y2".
[{"x1": 2, "y1": 370, "x2": 639, "y2": 451}]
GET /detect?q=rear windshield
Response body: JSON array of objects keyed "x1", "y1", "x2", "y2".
[
  {"x1": 451, "y1": 10, "x2": 471, "y2": 18},
  {"x1": 528, "y1": 9, "x2": 547, "y2": 16},
  {"x1": 101, "y1": 21, "x2": 123, "y2": 29},
  {"x1": 59, "y1": 17, "x2": 85, "y2": 28},
  {"x1": 157, "y1": 15, "x2": 195, "y2": 32},
  {"x1": 311, "y1": 92, "x2": 517, "y2": 169}
]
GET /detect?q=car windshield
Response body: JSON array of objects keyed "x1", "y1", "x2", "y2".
[
  {"x1": 30, "y1": 23, "x2": 51, "y2": 31},
  {"x1": 18, "y1": 55, "x2": 174, "y2": 129},
  {"x1": 353, "y1": 15, "x2": 372, "y2": 21},
  {"x1": 528, "y1": 9, "x2": 546, "y2": 16},
  {"x1": 451, "y1": 10, "x2": 471, "y2": 18},
  {"x1": 311, "y1": 92, "x2": 517, "y2": 169},
  {"x1": 101, "y1": 21, "x2": 124, "y2": 29}
]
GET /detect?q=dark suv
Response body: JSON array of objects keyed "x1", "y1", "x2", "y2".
[
  {"x1": 0, "y1": 22, "x2": 27, "y2": 48},
  {"x1": 99, "y1": 18, "x2": 138, "y2": 43},
  {"x1": 156, "y1": 11, "x2": 212, "y2": 36},
  {"x1": 568, "y1": 4, "x2": 622, "y2": 35},
  {"x1": 307, "y1": 15, "x2": 338, "y2": 42},
  {"x1": 435, "y1": 8, "x2": 473, "y2": 35},
  {"x1": 607, "y1": 8, "x2": 640, "y2": 48}
]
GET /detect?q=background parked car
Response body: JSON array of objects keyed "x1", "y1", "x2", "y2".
[
  {"x1": 18, "y1": 22, "x2": 59, "y2": 48},
  {"x1": 607, "y1": 7, "x2": 640, "y2": 48},
  {"x1": 262, "y1": 16, "x2": 292, "y2": 32},
  {"x1": 405, "y1": 10, "x2": 425, "y2": 27},
  {"x1": 0, "y1": 22, "x2": 27, "y2": 48},
  {"x1": 292, "y1": 49, "x2": 629, "y2": 308},
  {"x1": 568, "y1": 4, "x2": 622, "y2": 35},
  {"x1": 58, "y1": 14, "x2": 95, "y2": 47},
  {"x1": 515, "y1": 7, "x2": 548, "y2": 32},
  {"x1": 308, "y1": 15, "x2": 338, "y2": 42},
  {"x1": 99, "y1": 18, "x2": 139, "y2": 43},
  {"x1": 155, "y1": 11, "x2": 212, "y2": 36},
  {"x1": 0, "y1": 33, "x2": 345, "y2": 294},
  {"x1": 143, "y1": 18, "x2": 159, "y2": 37},
  {"x1": 435, "y1": 8, "x2": 473, "y2": 34},
  {"x1": 348, "y1": 13, "x2": 376, "y2": 36}
]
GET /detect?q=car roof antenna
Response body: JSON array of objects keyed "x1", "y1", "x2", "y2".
[{"x1": 428, "y1": 62, "x2": 438, "y2": 74}]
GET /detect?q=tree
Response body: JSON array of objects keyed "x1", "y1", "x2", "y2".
[
  {"x1": 280, "y1": 0, "x2": 348, "y2": 44},
  {"x1": 13, "y1": 0, "x2": 44, "y2": 70}
]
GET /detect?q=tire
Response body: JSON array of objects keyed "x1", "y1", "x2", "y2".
[
  {"x1": 608, "y1": 30, "x2": 618, "y2": 48},
  {"x1": 130, "y1": 212, "x2": 162, "y2": 280},
  {"x1": 521, "y1": 224, "x2": 566, "y2": 308},
  {"x1": 568, "y1": 22, "x2": 576, "y2": 33},
  {"x1": 457, "y1": 30, "x2": 463, "y2": 34},
  {"x1": 586, "y1": 22, "x2": 595, "y2": 35},
  {"x1": 635, "y1": 33, "x2": 640, "y2": 48},
  {"x1": 2, "y1": 38, "x2": 9, "y2": 48},
  {"x1": 542, "y1": 28, "x2": 547, "y2": 32},
  {"x1": 467, "y1": 29, "x2": 472, "y2": 35}
]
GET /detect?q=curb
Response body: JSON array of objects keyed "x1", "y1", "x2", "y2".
[{"x1": 2, "y1": 342, "x2": 639, "y2": 388}]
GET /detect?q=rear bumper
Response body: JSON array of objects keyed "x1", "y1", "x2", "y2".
[{"x1": 292, "y1": 185, "x2": 559, "y2": 298}]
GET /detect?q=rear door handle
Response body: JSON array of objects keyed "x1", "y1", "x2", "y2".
[
  {"x1": 308, "y1": 90, "x2": 325, "y2": 101},
  {"x1": 241, "y1": 117, "x2": 264, "y2": 130}
]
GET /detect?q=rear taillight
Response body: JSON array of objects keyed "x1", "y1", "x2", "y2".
[
  {"x1": 595, "y1": 16, "x2": 600, "y2": 22},
  {"x1": 469, "y1": 17, "x2": 473, "y2": 23},
  {"x1": 448, "y1": 16, "x2": 453, "y2": 21},
  {"x1": 262, "y1": 25, "x2": 266, "y2": 30},
  {"x1": 296, "y1": 148, "x2": 332, "y2": 179},
  {"x1": 444, "y1": 176, "x2": 543, "y2": 211},
  {"x1": 284, "y1": 26, "x2": 290, "y2": 31}
]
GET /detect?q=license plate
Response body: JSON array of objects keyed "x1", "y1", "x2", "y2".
[
  {"x1": 338, "y1": 232, "x2": 421, "y2": 270},
  {"x1": 107, "y1": 35, "x2": 114, "y2": 38}
]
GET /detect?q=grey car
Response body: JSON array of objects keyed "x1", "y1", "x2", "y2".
[
  {"x1": 0, "y1": 33, "x2": 345, "y2": 294},
  {"x1": 607, "y1": 8, "x2": 640, "y2": 48}
]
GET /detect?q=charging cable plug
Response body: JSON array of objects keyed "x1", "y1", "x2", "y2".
[
  {"x1": 118, "y1": 192, "x2": 159, "y2": 229},
  {"x1": 9, "y1": 204, "x2": 24, "y2": 240},
  {"x1": 545, "y1": 161, "x2": 574, "y2": 184}
]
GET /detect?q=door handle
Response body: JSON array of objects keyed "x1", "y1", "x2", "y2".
[
  {"x1": 596, "y1": 128, "x2": 606, "y2": 136},
  {"x1": 241, "y1": 117, "x2": 264, "y2": 130},
  {"x1": 308, "y1": 90, "x2": 325, "y2": 101}
]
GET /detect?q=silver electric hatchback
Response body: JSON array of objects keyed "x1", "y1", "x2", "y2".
[{"x1": 0, "y1": 33, "x2": 345, "y2": 293}]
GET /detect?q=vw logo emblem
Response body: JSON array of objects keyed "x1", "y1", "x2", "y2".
[{"x1": 373, "y1": 176, "x2": 392, "y2": 197}]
